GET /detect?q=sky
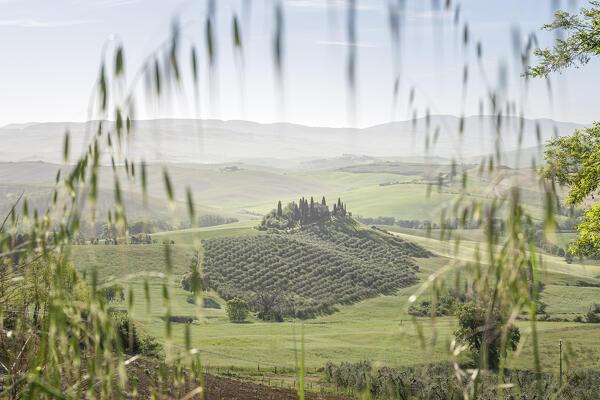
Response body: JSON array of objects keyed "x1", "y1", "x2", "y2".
[{"x1": 0, "y1": 0, "x2": 598, "y2": 128}]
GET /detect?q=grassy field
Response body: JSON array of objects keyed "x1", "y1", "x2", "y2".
[
  {"x1": 151, "y1": 220, "x2": 263, "y2": 245},
  {"x1": 2, "y1": 161, "x2": 562, "y2": 225},
  {"x1": 60, "y1": 160, "x2": 600, "y2": 378},
  {"x1": 70, "y1": 221, "x2": 600, "y2": 375}
]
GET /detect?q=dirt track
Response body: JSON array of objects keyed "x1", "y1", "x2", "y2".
[{"x1": 128, "y1": 358, "x2": 354, "y2": 400}]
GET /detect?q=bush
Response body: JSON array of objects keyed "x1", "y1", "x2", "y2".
[
  {"x1": 407, "y1": 293, "x2": 465, "y2": 317},
  {"x1": 323, "y1": 361, "x2": 600, "y2": 399},
  {"x1": 159, "y1": 315, "x2": 197, "y2": 324},
  {"x1": 454, "y1": 302, "x2": 520, "y2": 369},
  {"x1": 197, "y1": 214, "x2": 239, "y2": 227},
  {"x1": 226, "y1": 298, "x2": 250, "y2": 322},
  {"x1": 104, "y1": 285, "x2": 125, "y2": 302},
  {"x1": 111, "y1": 312, "x2": 162, "y2": 357},
  {"x1": 185, "y1": 296, "x2": 221, "y2": 309},
  {"x1": 181, "y1": 271, "x2": 203, "y2": 292},
  {"x1": 585, "y1": 306, "x2": 600, "y2": 323}
]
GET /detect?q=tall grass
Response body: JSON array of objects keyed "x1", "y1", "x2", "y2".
[{"x1": 0, "y1": 0, "x2": 582, "y2": 398}]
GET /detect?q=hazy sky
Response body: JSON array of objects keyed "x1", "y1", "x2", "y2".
[{"x1": 0, "y1": 0, "x2": 598, "y2": 128}]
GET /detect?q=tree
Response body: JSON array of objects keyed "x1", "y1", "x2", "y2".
[
  {"x1": 531, "y1": 2, "x2": 600, "y2": 256},
  {"x1": 528, "y1": 2, "x2": 600, "y2": 77},
  {"x1": 277, "y1": 200, "x2": 283, "y2": 217},
  {"x1": 181, "y1": 252, "x2": 203, "y2": 292},
  {"x1": 104, "y1": 285, "x2": 125, "y2": 302},
  {"x1": 454, "y1": 302, "x2": 520, "y2": 370},
  {"x1": 225, "y1": 297, "x2": 250, "y2": 322},
  {"x1": 251, "y1": 290, "x2": 283, "y2": 321}
]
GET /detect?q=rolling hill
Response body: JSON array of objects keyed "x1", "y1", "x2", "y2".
[
  {"x1": 0, "y1": 116, "x2": 584, "y2": 165},
  {"x1": 201, "y1": 217, "x2": 429, "y2": 319}
]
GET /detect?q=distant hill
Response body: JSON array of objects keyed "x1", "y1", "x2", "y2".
[{"x1": 0, "y1": 117, "x2": 585, "y2": 165}]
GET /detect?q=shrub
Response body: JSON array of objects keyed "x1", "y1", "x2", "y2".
[
  {"x1": 225, "y1": 298, "x2": 250, "y2": 322},
  {"x1": 323, "y1": 361, "x2": 600, "y2": 399},
  {"x1": 104, "y1": 285, "x2": 125, "y2": 302},
  {"x1": 181, "y1": 271, "x2": 203, "y2": 292},
  {"x1": 454, "y1": 302, "x2": 520, "y2": 370},
  {"x1": 111, "y1": 312, "x2": 162, "y2": 357},
  {"x1": 159, "y1": 315, "x2": 197, "y2": 324},
  {"x1": 585, "y1": 305, "x2": 600, "y2": 323},
  {"x1": 186, "y1": 296, "x2": 221, "y2": 309}
]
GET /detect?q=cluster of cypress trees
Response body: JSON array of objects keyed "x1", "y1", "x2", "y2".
[{"x1": 260, "y1": 196, "x2": 348, "y2": 230}]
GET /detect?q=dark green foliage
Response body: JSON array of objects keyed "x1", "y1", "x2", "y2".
[
  {"x1": 181, "y1": 252, "x2": 203, "y2": 292},
  {"x1": 540, "y1": 122, "x2": 600, "y2": 256},
  {"x1": 528, "y1": 2, "x2": 600, "y2": 77},
  {"x1": 159, "y1": 315, "x2": 197, "y2": 324},
  {"x1": 185, "y1": 296, "x2": 221, "y2": 309},
  {"x1": 258, "y1": 196, "x2": 341, "y2": 231},
  {"x1": 128, "y1": 220, "x2": 155, "y2": 235},
  {"x1": 203, "y1": 218, "x2": 424, "y2": 318},
  {"x1": 408, "y1": 292, "x2": 466, "y2": 317},
  {"x1": 197, "y1": 214, "x2": 239, "y2": 228},
  {"x1": 181, "y1": 273, "x2": 203, "y2": 292},
  {"x1": 324, "y1": 361, "x2": 600, "y2": 399},
  {"x1": 104, "y1": 285, "x2": 125, "y2": 302},
  {"x1": 585, "y1": 303, "x2": 600, "y2": 323},
  {"x1": 129, "y1": 233, "x2": 152, "y2": 244},
  {"x1": 454, "y1": 302, "x2": 521, "y2": 370},
  {"x1": 225, "y1": 297, "x2": 250, "y2": 322},
  {"x1": 111, "y1": 312, "x2": 162, "y2": 357}
]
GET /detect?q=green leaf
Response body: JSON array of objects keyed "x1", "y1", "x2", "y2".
[
  {"x1": 99, "y1": 64, "x2": 108, "y2": 111},
  {"x1": 63, "y1": 131, "x2": 70, "y2": 163},
  {"x1": 154, "y1": 59, "x2": 161, "y2": 96},
  {"x1": 191, "y1": 46, "x2": 199, "y2": 83},
  {"x1": 141, "y1": 161, "x2": 148, "y2": 197},
  {"x1": 206, "y1": 18, "x2": 214, "y2": 66},
  {"x1": 233, "y1": 15, "x2": 242, "y2": 49},
  {"x1": 186, "y1": 187, "x2": 195, "y2": 223},
  {"x1": 163, "y1": 169, "x2": 174, "y2": 204},
  {"x1": 115, "y1": 46, "x2": 124, "y2": 76},
  {"x1": 115, "y1": 109, "x2": 123, "y2": 140}
]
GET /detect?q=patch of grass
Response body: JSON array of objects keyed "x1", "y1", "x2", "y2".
[
  {"x1": 71, "y1": 207, "x2": 600, "y2": 375},
  {"x1": 70, "y1": 243, "x2": 197, "y2": 282},
  {"x1": 151, "y1": 220, "x2": 262, "y2": 245},
  {"x1": 542, "y1": 285, "x2": 600, "y2": 315}
]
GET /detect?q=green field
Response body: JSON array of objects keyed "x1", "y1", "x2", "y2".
[
  {"x1": 51, "y1": 159, "x2": 600, "y2": 378},
  {"x1": 151, "y1": 220, "x2": 263, "y2": 245},
  {"x1": 70, "y1": 220, "x2": 600, "y2": 375}
]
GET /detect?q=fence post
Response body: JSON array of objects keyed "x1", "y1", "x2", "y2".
[{"x1": 559, "y1": 339, "x2": 563, "y2": 386}]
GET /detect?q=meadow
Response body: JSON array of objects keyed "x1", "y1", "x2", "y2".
[
  {"x1": 51, "y1": 155, "x2": 600, "y2": 383},
  {"x1": 70, "y1": 217, "x2": 600, "y2": 375}
]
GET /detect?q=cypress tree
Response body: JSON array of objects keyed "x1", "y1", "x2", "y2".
[
  {"x1": 277, "y1": 200, "x2": 283, "y2": 217},
  {"x1": 321, "y1": 196, "x2": 326, "y2": 206}
]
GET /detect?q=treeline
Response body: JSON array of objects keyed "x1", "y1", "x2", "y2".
[
  {"x1": 324, "y1": 361, "x2": 600, "y2": 399},
  {"x1": 357, "y1": 215, "x2": 582, "y2": 232},
  {"x1": 196, "y1": 214, "x2": 238, "y2": 227},
  {"x1": 358, "y1": 215, "x2": 575, "y2": 259},
  {"x1": 355, "y1": 216, "x2": 489, "y2": 230},
  {"x1": 259, "y1": 196, "x2": 349, "y2": 231},
  {"x1": 81, "y1": 214, "x2": 238, "y2": 241}
]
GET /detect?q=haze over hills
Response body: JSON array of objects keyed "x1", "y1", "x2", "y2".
[{"x1": 0, "y1": 116, "x2": 584, "y2": 166}]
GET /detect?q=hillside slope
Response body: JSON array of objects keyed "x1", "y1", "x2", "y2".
[{"x1": 202, "y1": 218, "x2": 428, "y2": 319}]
